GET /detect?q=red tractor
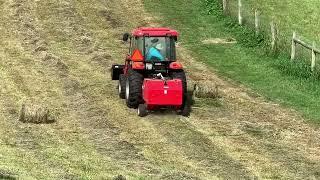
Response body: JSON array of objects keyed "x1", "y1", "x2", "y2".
[{"x1": 111, "y1": 27, "x2": 190, "y2": 117}]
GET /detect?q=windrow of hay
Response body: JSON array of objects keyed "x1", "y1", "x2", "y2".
[{"x1": 19, "y1": 104, "x2": 55, "y2": 124}]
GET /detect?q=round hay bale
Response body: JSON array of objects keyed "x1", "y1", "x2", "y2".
[
  {"x1": 19, "y1": 104, "x2": 55, "y2": 124},
  {"x1": 193, "y1": 81, "x2": 220, "y2": 99}
]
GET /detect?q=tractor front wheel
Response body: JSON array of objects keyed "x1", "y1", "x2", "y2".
[{"x1": 125, "y1": 69, "x2": 144, "y2": 108}]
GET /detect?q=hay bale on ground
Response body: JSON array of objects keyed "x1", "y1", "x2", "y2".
[
  {"x1": 193, "y1": 81, "x2": 220, "y2": 99},
  {"x1": 19, "y1": 104, "x2": 55, "y2": 124}
]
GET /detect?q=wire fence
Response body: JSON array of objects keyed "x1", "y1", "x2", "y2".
[{"x1": 221, "y1": 0, "x2": 320, "y2": 71}]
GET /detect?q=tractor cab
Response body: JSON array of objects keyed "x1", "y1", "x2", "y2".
[
  {"x1": 124, "y1": 27, "x2": 178, "y2": 62},
  {"x1": 128, "y1": 36, "x2": 176, "y2": 62},
  {"x1": 120, "y1": 27, "x2": 181, "y2": 75}
]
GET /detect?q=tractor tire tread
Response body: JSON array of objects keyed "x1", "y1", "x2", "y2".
[
  {"x1": 171, "y1": 70, "x2": 188, "y2": 112},
  {"x1": 171, "y1": 71, "x2": 187, "y2": 94},
  {"x1": 126, "y1": 69, "x2": 144, "y2": 108},
  {"x1": 119, "y1": 74, "x2": 126, "y2": 99}
]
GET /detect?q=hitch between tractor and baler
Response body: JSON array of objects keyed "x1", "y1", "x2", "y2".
[{"x1": 111, "y1": 64, "x2": 124, "y2": 80}]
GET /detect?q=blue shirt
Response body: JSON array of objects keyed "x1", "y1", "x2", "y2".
[{"x1": 146, "y1": 47, "x2": 164, "y2": 61}]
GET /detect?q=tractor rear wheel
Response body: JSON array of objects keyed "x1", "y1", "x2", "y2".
[
  {"x1": 138, "y1": 104, "x2": 148, "y2": 117},
  {"x1": 171, "y1": 70, "x2": 189, "y2": 116},
  {"x1": 181, "y1": 96, "x2": 191, "y2": 117},
  {"x1": 118, "y1": 74, "x2": 126, "y2": 99},
  {"x1": 125, "y1": 69, "x2": 144, "y2": 108},
  {"x1": 171, "y1": 71, "x2": 187, "y2": 95}
]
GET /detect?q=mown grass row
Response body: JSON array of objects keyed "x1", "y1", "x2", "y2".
[{"x1": 143, "y1": 0, "x2": 320, "y2": 124}]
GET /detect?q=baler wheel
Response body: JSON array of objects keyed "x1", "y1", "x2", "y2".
[
  {"x1": 125, "y1": 69, "x2": 144, "y2": 108},
  {"x1": 138, "y1": 104, "x2": 148, "y2": 117},
  {"x1": 118, "y1": 74, "x2": 126, "y2": 99}
]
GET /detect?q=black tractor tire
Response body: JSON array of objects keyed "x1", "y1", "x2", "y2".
[
  {"x1": 138, "y1": 104, "x2": 148, "y2": 117},
  {"x1": 118, "y1": 74, "x2": 126, "y2": 99},
  {"x1": 171, "y1": 70, "x2": 187, "y2": 95},
  {"x1": 171, "y1": 70, "x2": 190, "y2": 115},
  {"x1": 125, "y1": 69, "x2": 144, "y2": 108},
  {"x1": 181, "y1": 95, "x2": 191, "y2": 117}
]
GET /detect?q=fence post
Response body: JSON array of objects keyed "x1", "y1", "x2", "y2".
[
  {"x1": 291, "y1": 32, "x2": 296, "y2": 60},
  {"x1": 223, "y1": 0, "x2": 227, "y2": 14},
  {"x1": 238, "y1": 0, "x2": 243, "y2": 25},
  {"x1": 312, "y1": 42, "x2": 316, "y2": 71},
  {"x1": 255, "y1": 9, "x2": 260, "y2": 35},
  {"x1": 270, "y1": 21, "x2": 277, "y2": 51}
]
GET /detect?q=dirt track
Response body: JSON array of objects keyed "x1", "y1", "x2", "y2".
[{"x1": 0, "y1": 0, "x2": 319, "y2": 179}]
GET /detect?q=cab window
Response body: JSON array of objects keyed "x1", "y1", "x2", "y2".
[
  {"x1": 144, "y1": 37, "x2": 176, "y2": 61},
  {"x1": 131, "y1": 37, "x2": 144, "y2": 56}
]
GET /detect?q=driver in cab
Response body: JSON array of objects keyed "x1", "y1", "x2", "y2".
[{"x1": 145, "y1": 38, "x2": 165, "y2": 61}]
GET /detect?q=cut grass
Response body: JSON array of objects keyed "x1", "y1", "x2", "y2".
[
  {"x1": 1, "y1": 0, "x2": 320, "y2": 178},
  {"x1": 2, "y1": 0, "x2": 250, "y2": 178},
  {"x1": 143, "y1": 0, "x2": 320, "y2": 124}
]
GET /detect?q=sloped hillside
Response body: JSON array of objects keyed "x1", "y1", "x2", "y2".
[{"x1": 0, "y1": 0, "x2": 319, "y2": 179}]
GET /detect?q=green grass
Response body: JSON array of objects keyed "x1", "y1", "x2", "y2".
[
  {"x1": 240, "y1": 0, "x2": 320, "y2": 42},
  {"x1": 143, "y1": 0, "x2": 320, "y2": 124},
  {"x1": 224, "y1": 0, "x2": 320, "y2": 56}
]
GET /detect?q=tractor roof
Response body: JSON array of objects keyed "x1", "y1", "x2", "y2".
[{"x1": 132, "y1": 27, "x2": 179, "y2": 37}]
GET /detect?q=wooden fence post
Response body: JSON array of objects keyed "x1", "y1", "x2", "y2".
[
  {"x1": 238, "y1": 0, "x2": 243, "y2": 25},
  {"x1": 223, "y1": 0, "x2": 227, "y2": 14},
  {"x1": 312, "y1": 41, "x2": 316, "y2": 71},
  {"x1": 270, "y1": 21, "x2": 277, "y2": 51},
  {"x1": 255, "y1": 9, "x2": 260, "y2": 35},
  {"x1": 291, "y1": 32, "x2": 296, "y2": 60}
]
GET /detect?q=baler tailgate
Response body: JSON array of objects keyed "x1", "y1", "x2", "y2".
[{"x1": 143, "y1": 79, "x2": 183, "y2": 106}]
